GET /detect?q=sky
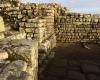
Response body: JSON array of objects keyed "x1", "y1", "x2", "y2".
[{"x1": 22, "y1": 0, "x2": 100, "y2": 14}]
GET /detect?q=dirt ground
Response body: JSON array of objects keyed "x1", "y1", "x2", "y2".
[{"x1": 39, "y1": 43, "x2": 100, "y2": 80}]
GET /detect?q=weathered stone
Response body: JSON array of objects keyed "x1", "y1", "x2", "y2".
[
  {"x1": 0, "y1": 33, "x2": 4, "y2": 39},
  {"x1": 4, "y1": 31, "x2": 26, "y2": 40},
  {"x1": 0, "y1": 39, "x2": 38, "y2": 65},
  {"x1": 39, "y1": 40, "x2": 51, "y2": 53},
  {"x1": 0, "y1": 50, "x2": 8, "y2": 60},
  {"x1": 0, "y1": 39, "x2": 38, "y2": 80},
  {"x1": 0, "y1": 16, "x2": 5, "y2": 32},
  {"x1": 0, "y1": 60, "x2": 27, "y2": 79}
]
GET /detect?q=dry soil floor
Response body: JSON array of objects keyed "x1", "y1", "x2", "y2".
[{"x1": 39, "y1": 43, "x2": 100, "y2": 80}]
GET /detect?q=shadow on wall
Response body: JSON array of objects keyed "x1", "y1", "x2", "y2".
[{"x1": 12, "y1": 18, "x2": 20, "y2": 31}]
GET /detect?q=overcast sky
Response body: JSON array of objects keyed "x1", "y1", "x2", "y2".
[{"x1": 22, "y1": 0, "x2": 100, "y2": 14}]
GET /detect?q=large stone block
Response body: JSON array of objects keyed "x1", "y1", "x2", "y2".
[
  {"x1": 0, "y1": 32, "x2": 4, "y2": 39},
  {"x1": 0, "y1": 60, "x2": 30, "y2": 80},
  {"x1": 0, "y1": 39, "x2": 38, "y2": 80},
  {"x1": 0, "y1": 16, "x2": 5, "y2": 32},
  {"x1": 0, "y1": 39, "x2": 38, "y2": 65},
  {"x1": 4, "y1": 31, "x2": 26, "y2": 40},
  {"x1": 0, "y1": 50, "x2": 8, "y2": 60}
]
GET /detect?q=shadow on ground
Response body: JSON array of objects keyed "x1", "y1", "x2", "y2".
[{"x1": 39, "y1": 43, "x2": 100, "y2": 80}]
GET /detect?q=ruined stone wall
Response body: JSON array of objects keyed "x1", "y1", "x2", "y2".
[
  {"x1": 0, "y1": 2, "x2": 59, "y2": 79},
  {"x1": 0, "y1": 2, "x2": 59, "y2": 44},
  {"x1": 0, "y1": 1, "x2": 38, "y2": 80},
  {"x1": 1, "y1": 1, "x2": 100, "y2": 80},
  {"x1": 0, "y1": 39, "x2": 38, "y2": 80},
  {"x1": 0, "y1": 15, "x2": 38, "y2": 80},
  {"x1": 55, "y1": 13, "x2": 100, "y2": 45}
]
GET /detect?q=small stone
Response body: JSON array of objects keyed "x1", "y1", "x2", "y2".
[
  {"x1": 84, "y1": 45, "x2": 91, "y2": 49},
  {"x1": 0, "y1": 50, "x2": 8, "y2": 60}
]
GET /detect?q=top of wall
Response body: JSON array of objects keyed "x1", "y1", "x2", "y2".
[
  {"x1": 0, "y1": 0, "x2": 99, "y2": 17},
  {"x1": 0, "y1": 0, "x2": 100, "y2": 23}
]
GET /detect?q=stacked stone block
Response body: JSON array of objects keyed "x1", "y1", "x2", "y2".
[
  {"x1": 4, "y1": 31, "x2": 26, "y2": 40},
  {"x1": 19, "y1": 18, "x2": 47, "y2": 43},
  {"x1": 38, "y1": 3, "x2": 69, "y2": 16},
  {"x1": 41, "y1": 11, "x2": 55, "y2": 42},
  {"x1": 37, "y1": 7, "x2": 57, "y2": 75},
  {"x1": 0, "y1": 2, "x2": 69, "y2": 29},
  {"x1": 0, "y1": 0, "x2": 20, "y2": 19},
  {"x1": 55, "y1": 13, "x2": 100, "y2": 44}
]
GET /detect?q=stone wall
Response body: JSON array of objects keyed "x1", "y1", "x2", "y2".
[
  {"x1": 1, "y1": 1, "x2": 100, "y2": 80},
  {"x1": 55, "y1": 13, "x2": 100, "y2": 45},
  {"x1": 0, "y1": 15, "x2": 38, "y2": 80},
  {"x1": 0, "y1": 39, "x2": 38, "y2": 80},
  {"x1": 0, "y1": 1, "x2": 59, "y2": 44},
  {"x1": 0, "y1": 1, "x2": 58, "y2": 80}
]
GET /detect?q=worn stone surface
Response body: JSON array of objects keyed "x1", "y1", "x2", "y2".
[
  {"x1": 0, "y1": 32, "x2": 5, "y2": 39},
  {"x1": 55, "y1": 13, "x2": 100, "y2": 44},
  {"x1": 0, "y1": 16, "x2": 5, "y2": 39},
  {"x1": 0, "y1": 39, "x2": 38, "y2": 80},
  {"x1": 0, "y1": 60, "x2": 33, "y2": 80},
  {"x1": 4, "y1": 31, "x2": 26, "y2": 40},
  {"x1": 0, "y1": 16, "x2": 5, "y2": 32}
]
